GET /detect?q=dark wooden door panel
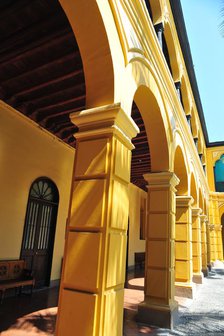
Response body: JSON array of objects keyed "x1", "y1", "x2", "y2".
[{"x1": 21, "y1": 178, "x2": 59, "y2": 288}]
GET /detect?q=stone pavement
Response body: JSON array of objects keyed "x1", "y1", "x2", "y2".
[{"x1": 125, "y1": 262, "x2": 224, "y2": 336}]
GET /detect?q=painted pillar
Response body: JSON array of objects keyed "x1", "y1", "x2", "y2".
[
  {"x1": 216, "y1": 226, "x2": 223, "y2": 261},
  {"x1": 175, "y1": 196, "x2": 195, "y2": 298},
  {"x1": 206, "y1": 219, "x2": 212, "y2": 268},
  {"x1": 214, "y1": 197, "x2": 223, "y2": 261},
  {"x1": 55, "y1": 104, "x2": 138, "y2": 336},
  {"x1": 209, "y1": 225, "x2": 216, "y2": 262},
  {"x1": 209, "y1": 195, "x2": 218, "y2": 261},
  {"x1": 200, "y1": 215, "x2": 208, "y2": 276},
  {"x1": 192, "y1": 208, "x2": 204, "y2": 284},
  {"x1": 137, "y1": 172, "x2": 179, "y2": 329}
]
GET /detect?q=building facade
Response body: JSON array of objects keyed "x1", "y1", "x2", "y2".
[{"x1": 0, "y1": 0, "x2": 223, "y2": 335}]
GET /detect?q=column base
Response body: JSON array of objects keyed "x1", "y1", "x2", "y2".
[
  {"x1": 193, "y1": 272, "x2": 204, "y2": 284},
  {"x1": 137, "y1": 301, "x2": 178, "y2": 329},
  {"x1": 202, "y1": 267, "x2": 209, "y2": 277},
  {"x1": 175, "y1": 282, "x2": 196, "y2": 299}
]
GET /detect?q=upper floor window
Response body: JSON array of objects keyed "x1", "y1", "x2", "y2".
[{"x1": 214, "y1": 154, "x2": 224, "y2": 192}]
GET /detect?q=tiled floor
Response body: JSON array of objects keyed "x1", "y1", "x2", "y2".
[{"x1": 0, "y1": 269, "x2": 147, "y2": 335}]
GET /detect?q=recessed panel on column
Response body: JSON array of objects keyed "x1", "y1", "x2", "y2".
[
  {"x1": 149, "y1": 190, "x2": 168, "y2": 212},
  {"x1": 110, "y1": 180, "x2": 129, "y2": 230},
  {"x1": 192, "y1": 242, "x2": 200, "y2": 255},
  {"x1": 57, "y1": 289, "x2": 97, "y2": 336},
  {"x1": 148, "y1": 214, "x2": 168, "y2": 239},
  {"x1": 176, "y1": 224, "x2": 188, "y2": 241},
  {"x1": 114, "y1": 139, "x2": 131, "y2": 182},
  {"x1": 192, "y1": 229, "x2": 198, "y2": 242},
  {"x1": 176, "y1": 207, "x2": 188, "y2": 222},
  {"x1": 70, "y1": 179, "x2": 106, "y2": 228},
  {"x1": 175, "y1": 260, "x2": 189, "y2": 280},
  {"x1": 175, "y1": 242, "x2": 189, "y2": 260},
  {"x1": 146, "y1": 269, "x2": 167, "y2": 299},
  {"x1": 147, "y1": 241, "x2": 167, "y2": 268},
  {"x1": 75, "y1": 138, "x2": 109, "y2": 176},
  {"x1": 103, "y1": 288, "x2": 124, "y2": 336},
  {"x1": 64, "y1": 232, "x2": 101, "y2": 291},
  {"x1": 106, "y1": 233, "x2": 126, "y2": 288}
]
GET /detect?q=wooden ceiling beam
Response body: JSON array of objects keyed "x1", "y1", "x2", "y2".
[
  {"x1": 19, "y1": 84, "x2": 85, "y2": 115},
  {"x1": 7, "y1": 70, "x2": 84, "y2": 106},
  {"x1": 2, "y1": 52, "x2": 81, "y2": 90}
]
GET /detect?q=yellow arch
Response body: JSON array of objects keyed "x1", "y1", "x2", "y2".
[
  {"x1": 199, "y1": 188, "x2": 204, "y2": 212},
  {"x1": 173, "y1": 145, "x2": 188, "y2": 195},
  {"x1": 190, "y1": 172, "x2": 198, "y2": 206},
  {"x1": 163, "y1": 21, "x2": 181, "y2": 82},
  {"x1": 120, "y1": 60, "x2": 171, "y2": 171},
  {"x1": 59, "y1": 0, "x2": 115, "y2": 108}
]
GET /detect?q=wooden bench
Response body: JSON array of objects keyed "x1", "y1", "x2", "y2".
[
  {"x1": 0, "y1": 260, "x2": 35, "y2": 303},
  {"x1": 134, "y1": 252, "x2": 145, "y2": 269}
]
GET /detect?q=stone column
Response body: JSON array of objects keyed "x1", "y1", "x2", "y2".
[
  {"x1": 192, "y1": 208, "x2": 204, "y2": 284},
  {"x1": 175, "y1": 196, "x2": 195, "y2": 298},
  {"x1": 200, "y1": 215, "x2": 208, "y2": 276},
  {"x1": 213, "y1": 197, "x2": 223, "y2": 261},
  {"x1": 137, "y1": 172, "x2": 179, "y2": 329},
  {"x1": 206, "y1": 221, "x2": 212, "y2": 268},
  {"x1": 216, "y1": 225, "x2": 223, "y2": 261},
  {"x1": 209, "y1": 195, "x2": 219, "y2": 261},
  {"x1": 209, "y1": 224, "x2": 216, "y2": 262},
  {"x1": 55, "y1": 104, "x2": 138, "y2": 336}
]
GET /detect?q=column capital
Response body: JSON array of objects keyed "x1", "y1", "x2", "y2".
[
  {"x1": 200, "y1": 214, "x2": 208, "y2": 222},
  {"x1": 70, "y1": 103, "x2": 139, "y2": 149},
  {"x1": 144, "y1": 172, "x2": 180, "y2": 189},
  {"x1": 208, "y1": 224, "x2": 215, "y2": 231},
  {"x1": 192, "y1": 208, "x2": 202, "y2": 217},
  {"x1": 215, "y1": 224, "x2": 222, "y2": 231},
  {"x1": 176, "y1": 195, "x2": 193, "y2": 207}
]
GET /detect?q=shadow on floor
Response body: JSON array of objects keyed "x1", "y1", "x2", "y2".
[{"x1": 0, "y1": 286, "x2": 59, "y2": 332}]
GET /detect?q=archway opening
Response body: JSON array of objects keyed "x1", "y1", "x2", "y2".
[
  {"x1": 133, "y1": 85, "x2": 169, "y2": 172},
  {"x1": 125, "y1": 85, "x2": 170, "y2": 315}
]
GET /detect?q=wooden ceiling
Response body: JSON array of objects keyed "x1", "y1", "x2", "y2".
[
  {"x1": 0, "y1": 0, "x2": 84, "y2": 147},
  {"x1": 131, "y1": 103, "x2": 151, "y2": 191},
  {"x1": 0, "y1": 0, "x2": 151, "y2": 191}
]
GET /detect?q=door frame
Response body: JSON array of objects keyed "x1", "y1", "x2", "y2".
[{"x1": 20, "y1": 177, "x2": 59, "y2": 287}]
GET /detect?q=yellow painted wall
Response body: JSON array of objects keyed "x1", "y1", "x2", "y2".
[
  {"x1": 128, "y1": 183, "x2": 147, "y2": 267},
  {"x1": 0, "y1": 102, "x2": 74, "y2": 281}
]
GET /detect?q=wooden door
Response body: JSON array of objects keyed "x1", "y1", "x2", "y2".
[{"x1": 21, "y1": 178, "x2": 59, "y2": 288}]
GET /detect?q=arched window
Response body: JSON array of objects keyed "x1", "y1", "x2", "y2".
[
  {"x1": 21, "y1": 178, "x2": 59, "y2": 288},
  {"x1": 214, "y1": 154, "x2": 224, "y2": 192}
]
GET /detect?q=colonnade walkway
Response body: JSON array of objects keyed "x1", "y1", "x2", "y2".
[
  {"x1": 124, "y1": 261, "x2": 224, "y2": 335},
  {"x1": 0, "y1": 263, "x2": 224, "y2": 335}
]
